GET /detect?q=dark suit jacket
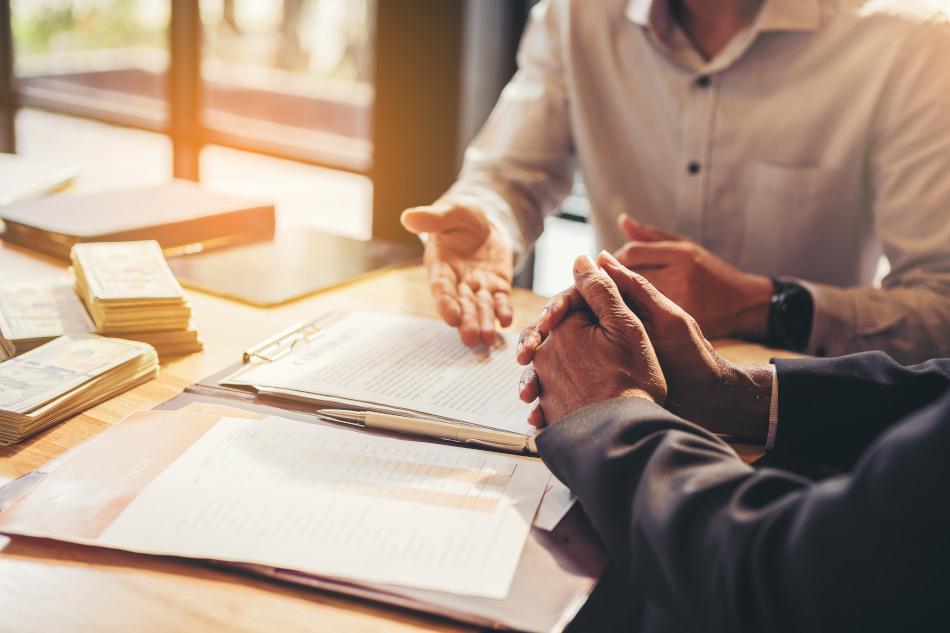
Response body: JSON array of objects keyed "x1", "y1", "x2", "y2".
[{"x1": 538, "y1": 352, "x2": 950, "y2": 633}]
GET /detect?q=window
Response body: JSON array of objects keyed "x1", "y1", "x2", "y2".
[
  {"x1": 7, "y1": 0, "x2": 377, "y2": 234},
  {"x1": 200, "y1": 0, "x2": 373, "y2": 172},
  {"x1": 3, "y1": 1, "x2": 534, "y2": 272},
  {"x1": 12, "y1": 0, "x2": 169, "y2": 127}
]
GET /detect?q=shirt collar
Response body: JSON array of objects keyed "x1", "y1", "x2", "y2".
[{"x1": 625, "y1": 0, "x2": 823, "y2": 33}]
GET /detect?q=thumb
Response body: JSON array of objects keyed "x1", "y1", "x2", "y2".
[
  {"x1": 400, "y1": 204, "x2": 488, "y2": 237},
  {"x1": 572, "y1": 255, "x2": 631, "y2": 329},
  {"x1": 617, "y1": 214, "x2": 684, "y2": 243},
  {"x1": 400, "y1": 205, "x2": 453, "y2": 235}
]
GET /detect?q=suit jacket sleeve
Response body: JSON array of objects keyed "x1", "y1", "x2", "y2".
[
  {"x1": 537, "y1": 394, "x2": 950, "y2": 633},
  {"x1": 773, "y1": 351, "x2": 950, "y2": 469}
]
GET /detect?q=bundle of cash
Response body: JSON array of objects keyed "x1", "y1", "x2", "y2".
[
  {"x1": 0, "y1": 278, "x2": 95, "y2": 361},
  {"x1": 0, "y1": 334, "x2": 159, "y2": 445},
  {"x1": 71, "y1": 241, "x2": 203, "y2": 356}
]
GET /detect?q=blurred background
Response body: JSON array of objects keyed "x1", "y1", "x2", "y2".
[{"x1": 0, "y1": 0, "x2": 591, "y2": 295}]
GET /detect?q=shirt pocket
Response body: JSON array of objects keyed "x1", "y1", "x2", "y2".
[{"x1": 742, "y1": 161, "x2": 850, "y2": 280}]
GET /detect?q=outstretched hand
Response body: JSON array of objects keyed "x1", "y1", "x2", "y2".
[{"x1": 401, "y1": 203, "x2": 514, "y2": 347}]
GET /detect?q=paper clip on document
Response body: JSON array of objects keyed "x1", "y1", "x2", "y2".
[{"x1": 242, "y1": 318, "x2": 328, "y2": 364}]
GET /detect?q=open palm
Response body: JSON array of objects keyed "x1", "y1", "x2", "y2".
[{"x1": 402, "y1": 204, "x2": 514, "y2": 347}]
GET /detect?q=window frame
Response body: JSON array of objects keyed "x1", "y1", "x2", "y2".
[{"x1": 1, "y1": 1, "x2": 553, "y2": 256}]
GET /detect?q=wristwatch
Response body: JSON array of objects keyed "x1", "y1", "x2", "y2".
[{"x1": 765, "y1": 279, "x2": 814, "y2": 352}]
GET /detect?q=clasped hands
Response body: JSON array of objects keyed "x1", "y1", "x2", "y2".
[{"x1": 516, "y1": 252, "x2": 774, "y2": 440}]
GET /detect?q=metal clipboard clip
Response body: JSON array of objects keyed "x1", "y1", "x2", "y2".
[{"x1": 242, "y1": 319, "x2": 326, "y2": 364}]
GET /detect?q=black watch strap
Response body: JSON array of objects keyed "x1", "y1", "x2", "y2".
[{"x1": 765, "y1": 279, "x2": 814, "y2": 352}]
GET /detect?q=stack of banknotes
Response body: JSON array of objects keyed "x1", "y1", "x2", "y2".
[
  {"x1": 71, "y1": 241, "x2": 203, "y2": 356},
  {"x1": 0, "y1": 278, "x2": 94, "y2": 361},
  {"x1": 0, "y1": 334, "x2": 158, "y2": 445}
]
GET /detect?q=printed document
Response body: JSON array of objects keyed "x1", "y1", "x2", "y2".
[
  {"x1": 0, "y1": 410, "x2": 549, "y2": 599},
  {"x1": 226, "y1": 312, "x2": 535, "y2": 436}
]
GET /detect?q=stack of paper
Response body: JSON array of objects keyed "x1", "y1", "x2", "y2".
[
  {"x1": 0, "y1": 279, "x2": 95, "y2": 361},
  {"x1": 0, "y1": 408, "x2": 548, "y2": 599},
  {"x1": 71, "y1": 241, "x2": 203, "y2": 356},
  {"x1": 0, "y1": 334, "x2": 159, "y2": 445}
]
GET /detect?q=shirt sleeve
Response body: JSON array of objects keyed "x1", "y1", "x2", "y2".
[
  {"x1": 437, "y1": 0, "x2": 576, "y2": 270},
  {"x1": 798, "y1": 16, "x2": 950, "y2": 364},
  {"x1": 765, "y1": 363, "x2": 779, "y2": 451}
]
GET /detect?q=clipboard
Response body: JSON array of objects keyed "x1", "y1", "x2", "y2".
[
  {"x1": 216, "y1": 313, "x2": 542, "y2": 457},
  {"x1": 241, "y1": 314, "x2": 334, "y2": 364}
]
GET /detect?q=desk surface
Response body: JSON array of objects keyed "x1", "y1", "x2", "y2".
[{"x1": 0, "y1": 239, "x2": 795, "y2": 633}]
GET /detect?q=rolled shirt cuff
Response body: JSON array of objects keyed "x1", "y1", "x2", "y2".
[{"x1": 766, "y1": 363, "x2": 779, "y2": 451}]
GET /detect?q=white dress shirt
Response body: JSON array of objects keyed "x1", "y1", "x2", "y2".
[
  {"x1": 442, "y1": 0, "x2": 950, "y2": 363},
  {"x1": 767, "y1": 364, "x2": 779, "y2": 450}
]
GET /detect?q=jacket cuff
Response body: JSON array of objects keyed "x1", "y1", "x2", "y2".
[
  {"x1": 537, "y1": 396, "x2": 678, "y2": 445},
  {"x1": 535, "y1": 396, "x2": 707, "y2": 485}
]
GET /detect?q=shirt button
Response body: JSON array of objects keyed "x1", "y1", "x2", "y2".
[
  {"x1": 696, "y1": 75, "x2": 711, "y2": 88},
  {"x1": 688, "y1": 161, "x2": 701, "y2": 175}
]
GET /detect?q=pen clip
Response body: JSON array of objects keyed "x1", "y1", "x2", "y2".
[
  {"x1": 463, "y1": 438, "x2": 534, "y2": 455},
  {"x1": 316, "y1": 413, "x2": 363, "y2": 429}
]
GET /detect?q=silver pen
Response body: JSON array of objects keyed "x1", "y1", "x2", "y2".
[{"x1": 318, "y1": 409, "x2": 538, "y2": 455}]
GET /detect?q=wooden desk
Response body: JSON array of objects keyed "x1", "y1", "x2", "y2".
[{"x1": 0, "y1": 239, "x2": 795, "y2": 633}]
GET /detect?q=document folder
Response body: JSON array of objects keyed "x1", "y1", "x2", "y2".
[
  {"x1": 167, "y1": 395, "x2": 604, "y2": 632},
  {"x1": 0, "y1": 388, "x2": 605, "y2": 633}
]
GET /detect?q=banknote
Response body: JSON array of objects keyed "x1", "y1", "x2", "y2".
[
  {"x1": 0, "y1": 334, "x2": 148, "y2": 414},
  {"x1": 0, "y1": 279, "x2": 94, "y2": 342},
  {"x1": 71, "y1": 241, "x2": 184, "y2": 301}
]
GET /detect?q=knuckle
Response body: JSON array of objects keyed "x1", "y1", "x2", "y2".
[
  {"x1": 682, "y1": 312, "x2": 701, "y2": 332},
  {"x1": 430, "y1": 279, "x2": 451, "y2": 294},
  {"x1": 672, "y1": 241, "x2": 694, "y2": 256},
  {"x1": 584, "y1": 273, "x2": 614, "y2": 295},
  {"x1": 533, "y1": 343, "x2": 550, "y2": 369},
  {"x1": 682, "y1": 243, "x2": 702, "y2": 262},
  {"x1": 492, "y1": 278, "x2": 513, "y2": 293},
  {"x1": 669, "y1": 314, "x2": 692, "y2": 335},
  {"x1": 435, "y1": 294, "x2": 457, "y2": 309}
]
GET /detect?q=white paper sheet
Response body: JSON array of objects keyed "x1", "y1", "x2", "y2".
[
  {"x1": 99, "y1": 415, "x2": 549, "y2": 598},
  {"x1": 229, "y1": 313, "x2": 535, "y2": 436},
  {"x1": 534, "y1": 478, "x2": 576, "y2": 531}
]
